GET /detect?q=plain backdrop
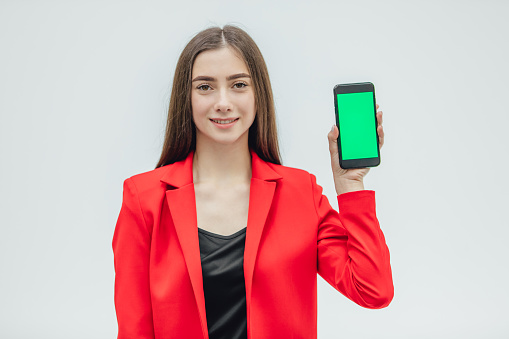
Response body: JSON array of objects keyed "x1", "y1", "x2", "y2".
[{"x1": 1, "y1": 0, "x2": 508, "y2": 338}]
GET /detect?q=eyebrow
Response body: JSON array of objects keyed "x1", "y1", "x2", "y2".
[{"x1": 192, "y1": 73, "x2": 251, "y2": 82}]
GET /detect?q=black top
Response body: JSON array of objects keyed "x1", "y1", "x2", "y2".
[{"x1": 198, "y1": 227, "x2": 248, "y2": 339}]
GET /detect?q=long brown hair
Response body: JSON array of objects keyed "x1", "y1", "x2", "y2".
[{"x1": 155, "y1": 25, "x2": 281, "y2": 168}]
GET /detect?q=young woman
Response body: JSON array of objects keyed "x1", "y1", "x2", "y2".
[{"x1": 112, "y1": 25, "x2": 393, "y2": 339}]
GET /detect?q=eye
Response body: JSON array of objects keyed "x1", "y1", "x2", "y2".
[
  {"x1": 197, "y1": 84, "x2": 212, "y2": 91},
  {"x1": 233, "y1": 82, "x2": 247, "y2": 89}
]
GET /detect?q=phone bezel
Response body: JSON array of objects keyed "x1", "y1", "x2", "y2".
[{"x1": 333, "y1": 82, "x2": 380, "y2": 169}]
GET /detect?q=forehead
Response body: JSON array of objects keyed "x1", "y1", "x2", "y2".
[{"x1": 192, "y1": 47, "x2": 249, "y2": 77}]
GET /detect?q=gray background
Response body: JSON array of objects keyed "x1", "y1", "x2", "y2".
[{"x1": 1, "y1": 0, "x2": 508, "y2": 338}]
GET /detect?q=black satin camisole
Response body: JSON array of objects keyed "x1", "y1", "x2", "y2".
[{"x1": 197, "y1": 227, "x2": 248, "y2": 339}]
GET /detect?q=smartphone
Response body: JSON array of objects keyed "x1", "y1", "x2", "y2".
[{"x1": 333, "y1": 82, "x2": 380, "y2": 169}]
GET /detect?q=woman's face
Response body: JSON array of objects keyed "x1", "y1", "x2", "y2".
[{"x1": 191, "y1": 46, "x2": 256, "y2": 148}]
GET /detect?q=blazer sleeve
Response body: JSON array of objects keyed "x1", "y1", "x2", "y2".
[
  {"x1": 312, "y1": 174, "x2": 394, "y2": 309},
  {"x1": 112, "y1": 178, "x2": 155, "y2": 338}
]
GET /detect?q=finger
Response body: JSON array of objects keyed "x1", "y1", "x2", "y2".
[
  {"x1": 376, "y1": 110, "x2": 383, "y2": 126},
  {"x1": 376, "y1": 104, "x2": 379, "y2": 110},
  {"x1": 328, "y1": 125, "x2": 339, "y2": 154},
  {"x1": 378, "y1": 125, "x2": 384, "y2": 148},
  {"x1": 328, "y1": 125, "x2": 344, "y2": 173}
]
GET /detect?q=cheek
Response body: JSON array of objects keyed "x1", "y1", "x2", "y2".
[
  {"x1": 238, "y1": 90, "x2": 255, "y2": 116},
  {"x1": 248, "y1": 94, "x2": 256, "y2": 120},
  {"x1": 191, "y1": 95, "x2": 207, "y2": 120}
]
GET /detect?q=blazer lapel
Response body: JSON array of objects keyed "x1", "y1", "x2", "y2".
[
  {"x1": 244, "y1": 150, "x2": 282, "y2": 315},
  {"x1": 159, "y1": 149, "x2": 282, "y2": 337},
  {"x1": 160, "y1": 151, "x2": 209, "y2": 338}
]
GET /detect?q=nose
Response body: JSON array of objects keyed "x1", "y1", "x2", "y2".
[{"x1": 214, "y1": 88, "x2": 232, "y2": 113}]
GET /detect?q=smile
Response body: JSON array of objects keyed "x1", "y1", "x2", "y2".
[{"x1": 210, "y1": 118, "x2": 239, "y2": 124}]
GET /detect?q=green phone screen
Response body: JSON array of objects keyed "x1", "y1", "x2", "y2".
[{"x1": 336, "y1": 92, "x2": 378, "y2": 160}]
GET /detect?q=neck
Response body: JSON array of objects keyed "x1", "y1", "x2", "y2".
[{"x1": 193, "y1": 140, "x2": 252, "y2": 185}]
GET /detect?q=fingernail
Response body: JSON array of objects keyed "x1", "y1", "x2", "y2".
[{"x1": 330, "y1": 125, "x2": 334, "y2": 132}]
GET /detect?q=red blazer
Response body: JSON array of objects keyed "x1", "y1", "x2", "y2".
[{"x1": 112, "y1": 149, "x2": 393, "y2": 339}]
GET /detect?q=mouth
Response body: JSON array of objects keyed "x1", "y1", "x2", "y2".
[{"x1": 209, "y1": 118, "x2": 239, "y2": 124}]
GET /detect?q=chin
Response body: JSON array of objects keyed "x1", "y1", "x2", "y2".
[
  {"x1": 213, "y1": 137, "x2": 245, "y2": 146},
  {"x1": 198, "y1": 132, "x2": 249, "y2": 148}
]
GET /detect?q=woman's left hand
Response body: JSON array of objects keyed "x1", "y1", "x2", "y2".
[{"x1": 327, "y1": 104, "x2": 384, "y2": 195}]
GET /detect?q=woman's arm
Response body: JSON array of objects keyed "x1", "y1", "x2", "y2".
[
  {"x1": 313, "y1": 176, "x2": 394, "y2": 308},
  {"x1": 316, "y1": 105, "x2": 393, "y2": 308},
  {"x1": 112, "y1": 178, "x2": 155, "y2": 338}
]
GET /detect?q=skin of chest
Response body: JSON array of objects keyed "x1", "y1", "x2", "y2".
[{"x1": 194, "y1": 181, "x2": 250, "y2": 236}]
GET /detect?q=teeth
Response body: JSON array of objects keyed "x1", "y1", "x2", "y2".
[{"x1": 212, "y1": 119, "x2": 237, "y2": 124}]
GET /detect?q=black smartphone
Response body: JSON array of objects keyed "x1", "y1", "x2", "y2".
[{"x1": 333, "y1": 82, "x2": 380, "y2": 169}]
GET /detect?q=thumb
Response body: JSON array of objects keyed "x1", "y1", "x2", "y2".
[{"x1": 328, "y1": 125, "x2": 339, "y2": 155}]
